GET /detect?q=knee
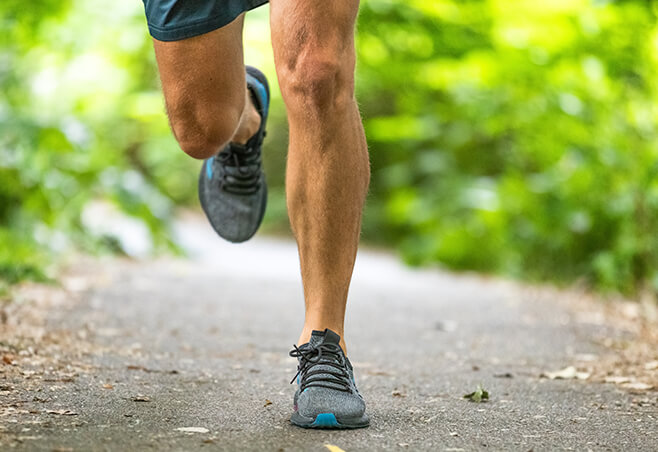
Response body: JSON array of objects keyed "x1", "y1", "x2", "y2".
[
  {"x1": 279, "y1": 54, "x2": 353, "y2": 114},
  {"x1": 170, "y1": 102, "x2": 242, "y2": 160}
]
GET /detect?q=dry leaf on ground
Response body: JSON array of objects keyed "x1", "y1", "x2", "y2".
[
  {"x1": 541, "y1": 366, "x2": 590, "y2": 380},
  {"x1": 46, "y1": 409, "x2": 78, "y2": 415}
]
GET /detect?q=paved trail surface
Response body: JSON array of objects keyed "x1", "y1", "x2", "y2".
[{"x1": 2, "y1": 220, "x2": 657, "y2": 451}]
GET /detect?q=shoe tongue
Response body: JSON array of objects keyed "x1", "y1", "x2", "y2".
[
  {"x1": 300, "y1": 329, "x2": 349, "y2": 392},
  {"x1": 309, "y1": 328, "x2": 341, "y2": 348}
]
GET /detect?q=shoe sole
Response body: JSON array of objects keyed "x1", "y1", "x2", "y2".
[{"x1": 290, "y1": 411, "x2": 370, "y2": 429}]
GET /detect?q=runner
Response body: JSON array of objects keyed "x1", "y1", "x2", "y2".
[{"x1": 141, "y1": 0, "x2": 370, "y2": 429}]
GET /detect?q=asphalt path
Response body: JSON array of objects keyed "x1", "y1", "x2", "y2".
[{"x1": 1, "y1": 219, "x2": 657, "y2": 451}]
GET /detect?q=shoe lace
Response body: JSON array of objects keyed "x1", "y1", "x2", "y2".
[
  {"x1": 289, "y1": 343, "x2": 352, "y2": 393},
  {"x1": 216, "y1": 133, "x2": 265, "y2": 195}
]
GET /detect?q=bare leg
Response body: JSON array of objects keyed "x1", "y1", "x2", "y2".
[
  {"x1": 270, "y1": 0, "x2": 369, "y2": 350},
  {"x1": 152, "y1": 15, "x2": 260, "y2": 159}
]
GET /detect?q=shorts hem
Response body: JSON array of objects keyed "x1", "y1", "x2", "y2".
[{"x1": 147, "y1": 0, "x2": 269, "y2": 42}]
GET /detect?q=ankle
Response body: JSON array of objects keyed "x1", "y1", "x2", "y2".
[{"x1": 232, "y1": 97, "x2": 260, "y2": 145}]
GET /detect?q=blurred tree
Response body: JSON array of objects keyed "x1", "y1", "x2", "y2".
[
  {"x1": 0, "y1": 0, "x2": 188, "y2": 288},
  {"x1": 2, "y1": 0, "x2": 658, "y2": 300},
  {"x1": 357, "y1": 0, "x2": 658, "y2": 298}
]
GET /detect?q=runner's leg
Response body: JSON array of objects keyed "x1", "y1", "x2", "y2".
[
  {"x1": 151, "y1": 15, "x2": 261, "y2": 159},
  {"x1": 270, "y1": 0, "x2": 369, "y2": 351}
]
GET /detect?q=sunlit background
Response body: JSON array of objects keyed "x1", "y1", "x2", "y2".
[{"x1": 2, "y1": 0, "x2": 658, "y2": 300}]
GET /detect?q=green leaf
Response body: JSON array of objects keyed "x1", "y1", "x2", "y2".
[{"x1": 463, "y1": 384, "x2": 490, "y2": 403}]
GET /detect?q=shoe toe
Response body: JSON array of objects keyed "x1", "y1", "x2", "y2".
[
  {"x1": 199, "y1": 165, "x2": 267, "y2": 243},
  {"x1": 297, "y1": 388, "x2": 366, "y2": 420}
]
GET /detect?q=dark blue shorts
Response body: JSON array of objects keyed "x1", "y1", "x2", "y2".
[{"x1": 142, "y1": 0, "x2": 269, "y2": 42}]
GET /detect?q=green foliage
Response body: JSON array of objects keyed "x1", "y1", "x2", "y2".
[
  {"x1": 1, "y1": 0, "x2": 657, "y2": 298},
  {"x1": 357, "y1": 0, "x2": 658, "y2": 297},
  {"x1": 0, "y1": 0, "x2": 189, "y2": 284},
  {"x1": 0, "y1": 229, "x2": 47, "y2": 284}
]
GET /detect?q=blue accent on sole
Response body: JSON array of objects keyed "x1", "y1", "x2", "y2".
[
  {"x1": 311, "y1": 413, "x2": 340, "y2": 428},
  {"x1": 290, "y1": 410, "x2": 369, "y2": 429},
  {"x1": 206, "y1": 156, "x2": 214, "y2": 179}
]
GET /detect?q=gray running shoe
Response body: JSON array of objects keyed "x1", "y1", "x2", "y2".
[
  {"x1": 289, "y1": 329, "x2": 370, "y2": 429},
  {"x1": 198, "y1": 66, "x2": 270, "y2": 243}
]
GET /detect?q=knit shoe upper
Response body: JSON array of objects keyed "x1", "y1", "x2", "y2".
[
  {"x1": 289, "y1": 329, "x2": 369, "y2": 429},
  {"x1": 198, "y1": 66, "x2": 269, "y2": 243}
]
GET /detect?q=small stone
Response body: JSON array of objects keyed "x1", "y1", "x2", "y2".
[
  {"x1": 604, "y1": 376, "x2": 631, "y2": 384},
  {"x1": 644, "y1": 361, "x2": 658, "y2": 371},
  {"x1": 176, "y1": 427, "x2": 209, "y2": 434},
  {"x1": 622, "y1": 382, "x2": 653, "y2": 391}
]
